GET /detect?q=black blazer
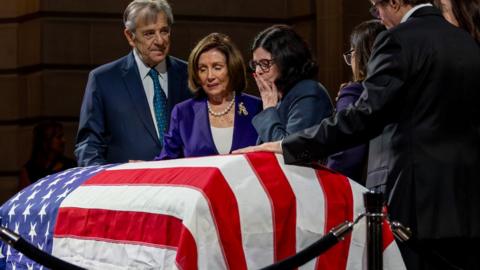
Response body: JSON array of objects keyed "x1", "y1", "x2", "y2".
[
  {"x1": 282, "y1": 7, "x2": 480, "y2": 239},
  {"x1": 75, "y1": 53, "x2": 191, "y2": 166}
]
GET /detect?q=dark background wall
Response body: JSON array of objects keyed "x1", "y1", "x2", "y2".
[{"x1": 0, "y1": 0, "x2": 370, "y2": 202}]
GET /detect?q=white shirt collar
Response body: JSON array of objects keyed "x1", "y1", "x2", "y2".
[
  {"x1": 401, "y1": 3, "x2": 433, "y2": 23},
  {"x1": 133, "y1": 49, "x2": 167, "y2": 80}
]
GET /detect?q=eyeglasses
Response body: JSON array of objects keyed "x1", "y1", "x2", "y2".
[
  {"x1": 369, "y1": 0, "x2": 384, "y2": 18},
  {"x1": 248, "y1": 59, "x2": 275, "y2": 72},
  {"x1": 343, "y1": 49, "x2": 354, "y2": 66}
]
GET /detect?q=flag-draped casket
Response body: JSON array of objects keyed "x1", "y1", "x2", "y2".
[{"x1": 0, "y1": 153, "x2": 405, "y2": 269}]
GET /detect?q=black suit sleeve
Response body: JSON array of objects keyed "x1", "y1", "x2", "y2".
[{"x1": 282, "y1": 31, "x2": 408, "y2": 165}]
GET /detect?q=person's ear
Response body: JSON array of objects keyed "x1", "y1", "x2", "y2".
[
  {"x1": 389, "y1": 0, "x2": 402, "y2": 11},
  {"x1": 124, "y1": 29, "x2": 136, "y2": 48}
]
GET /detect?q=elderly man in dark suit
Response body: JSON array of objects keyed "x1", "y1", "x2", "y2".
[
  {"x1": 75, "y1": 0, "x2": 191, "y2": 166},
  {"x1": 235, "y1": 0, "x2": 480, "y2": 268}
]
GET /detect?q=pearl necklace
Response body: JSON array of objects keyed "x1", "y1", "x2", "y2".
[{"x1": 207, "y1": 96, "x2": 235, "y2": 117}]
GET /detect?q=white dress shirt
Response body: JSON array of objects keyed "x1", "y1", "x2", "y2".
[
  {"x1": 401, "y1": 3, "x2": 433, "y2": 23},
  {"x1": 210, "y1": 126, "x2": 234, "y2": 154}
]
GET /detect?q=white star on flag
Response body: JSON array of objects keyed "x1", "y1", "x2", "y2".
[
  {"x1": 8, "y1": 203, "x2": 18, "y2": 222},
  {"x1": 6, "y1": 245, "x2": 11, "y2": 260},
  {"x1": 22, "y1": 203, "x2": 33, "y2": 222},
  {"x1": 41, "y1": 189, "x2": 54, "y2": 203},
  {"x1": 71, "y1": 169, "x2": 87, "y2": 177},
  {"x1": 62, "y1": 176, "x2": 78, "y2": 188},
  {"x1": 27, "y1": 262, "x2": 34, "y2": 270},
  {"x1": 9, "y1": 191, "x2": 24, "y2": 205},
  {"x1": 38, "y1": 203, "x2": 49, "y2": 223},
  {"x1": 25, "y1": 189, "x2": 40, "y2": 203},
  {"x1": 56, "y1": 168, "x2": 74, "y2": 177},
  {"x1": 14, "y1": 222, "x2": 20, "y2": 234},
  {"x1": 88, "y1": 166, "x2": 104, "y2": 175},
  {"x1": 28, "y1": 222, "x2": 37, "y2": 242},
  {"x1": 44, "y1": 221, "x2": 50, "y2": 239},
  {"x1": 32, "y1": 179, "x2": 47, "y2": 189},
  {"x1": 56, "y1": 188, "x2": 71, "y2": 202},
  {"x1": 47, "y1": 178, "x2": 62, "y2": 188}
]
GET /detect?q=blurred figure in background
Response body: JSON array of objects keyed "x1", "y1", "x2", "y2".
[
  {"x1": 327, "y1": 20, "x2": 386, "y2": 184},
  {"x1": 156, "y1": 33, "x2": 261, "y2": 159},
  {"x1": 434, "y1": 0, "x2": 480, "y2": 43},
  {"x1": 19, "y1": 121, "x2": 76, "y2": 189},
  {"x1": 250, "y1": 25, "x2": 333, "y2": 143}
]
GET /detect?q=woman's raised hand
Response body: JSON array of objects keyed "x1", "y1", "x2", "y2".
[{"x1": 253, "y1": 73, "x2": 279, "y2": 109}]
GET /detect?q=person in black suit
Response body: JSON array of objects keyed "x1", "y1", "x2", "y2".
[
  {"x1": 75, "y1": 0, "x2": 191, "y2": 166},
  {"x1": 235, "y1": 0, "x2": 480, "y2": 268}
]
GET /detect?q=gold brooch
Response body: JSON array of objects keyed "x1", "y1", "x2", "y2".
[{"x1": 238, "y1": 102, "x2": 248, "y2": 116}]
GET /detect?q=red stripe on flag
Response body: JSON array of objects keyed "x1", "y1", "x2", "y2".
[
  {"x1": 79, "y1": 167, "x2": 247, "y2": 270},
  {"x1": 315, "y1": 169, "x2": 354, "y2": 270},
  {"x1": 245, "y1": 152, "x2": 297, "y2": 262},
  {"x1": 54, "y1": 208, "x2": 198, "y2": 270},
  {"x1": 382, "y1": 220, "x2": 395, "y2": 251},
  {"x1": 175, "y1": 225, "x2": 198, "y2": 270}
]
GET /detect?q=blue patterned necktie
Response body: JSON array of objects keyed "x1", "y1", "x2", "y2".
[{"x1": 148, "y1": 68, "x2": 168, "y2": 144}]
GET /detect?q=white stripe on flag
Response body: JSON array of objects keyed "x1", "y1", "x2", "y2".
[
  {"x1": 383, "y1": 239, "x2": 407, "y2": 270},
  {"x1": 56, "y1": 185, "x2": 227, "y2": 269},
  {"x1": 53, "y1": 238, "x2": 178, "y2": 270}
]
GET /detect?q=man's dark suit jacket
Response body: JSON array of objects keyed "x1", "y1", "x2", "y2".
[
  {"x1": 282, "y1": 7, "x2": 480, "y2": 240},
  {"x1": 75, "y1": 52, "x2": 191, "y2": 166}
]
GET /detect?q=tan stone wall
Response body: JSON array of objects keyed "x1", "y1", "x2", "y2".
[{"x1": 0, "y1": 0, "x2": 371, "y2": 203}]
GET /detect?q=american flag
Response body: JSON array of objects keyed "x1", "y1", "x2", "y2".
[{"x1": 0, "y1": 153, "x2": 405, "y2": 270}]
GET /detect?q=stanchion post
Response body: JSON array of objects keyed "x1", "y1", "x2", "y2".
[{"x1": 363, "y1": 191, "x2": 384, "y2": 270}]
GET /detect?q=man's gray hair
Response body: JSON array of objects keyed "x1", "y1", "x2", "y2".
[{"x1": 123, "y1": 0, "x2": 174, "y2": 32}]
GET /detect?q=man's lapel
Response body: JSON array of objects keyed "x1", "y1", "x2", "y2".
[{"x1": 121, "y1": 52, "x2": 161, "y2": 146}]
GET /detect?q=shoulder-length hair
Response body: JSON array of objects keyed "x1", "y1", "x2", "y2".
[
  {"x1": 350, "y1": 20, "x2": 386, "y2": 82},
  {"x1": 188, "y1": 33, "x2": 246, "y2": 97},
  {"x1": 434, "y1": 0, "x2": 480, "y2": 43},
  {"x1": 251, "y1": 25, "x2": 318, "y2": 94}
]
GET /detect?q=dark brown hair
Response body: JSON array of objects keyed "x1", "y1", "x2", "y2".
[
  {"x1": 402, "y1": 0, "x2": 433, "y2": 5},
  {"x1": 373, "y1": 0, "x2": 432, "y2": 9},
  {"x1": 377, "y1": 0, "x2": 432, "y2": 5},
  {"x1": 251, "y1": 25, "x2": 318, "y2": 94},
  {"x1": 188, "y1": 33, "x2": 246, "y2": 97},
  {"x1": 434, "y1": 0, "x2": 480, "y2": 43},
  {"x1": 350, "y1": 20, "x2": 386, "y2": 81}
]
